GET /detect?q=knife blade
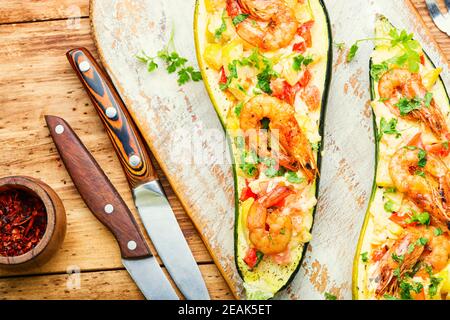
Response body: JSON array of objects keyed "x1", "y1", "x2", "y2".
[
  {"x1": 45, "y1": 115, "x2": 178, "y2": 300},
  {"x1": 426, "y1": 0, "x2": 450, "y2": 36},
  {"x1": 66, "y1": 47, "x2": 210, "y2": 300}
]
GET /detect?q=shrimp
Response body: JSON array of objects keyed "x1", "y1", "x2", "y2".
[
  {"x1": 375, "y1": 226, "x2": 450, "y2": 297},
  {"x1": 422, "y1": 231, "x2": 450, "y2": 273},
  {"x1": 240, "y1": 94, "x2": 317, "y2": 181},
  {"x1": 389, "y1": 147, "x2": 450, "y2": 230},
  {"x1": 375, "y1": 229, "x2": 425, "y2": 297},
  {"x1": 247, "y1": 185, "x2": 293, "y2": 255},
  {"x1": 378, "y1": 68, "x2": 449, "y2": 138},
  {"x1": 226, "y1": 0, "x2": 298, "y2": 51}
]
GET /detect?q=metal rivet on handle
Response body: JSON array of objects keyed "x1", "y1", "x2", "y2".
[
  {"x1": 104, "y1": 204, "x2": 114, "y2": 214},
  {"x1": 79, "y1": 61, "x2": 91, "y2": 72},
  {"x1": 129, "y1": 155, "x2": 141, "y2": 167},
  {"x1": 105, "y1": 107, "x2": 118, "y2": 119},
  {"x1": 55, "y1": 125, "x2": 64, "y2": 135},
  {"x1": 127, "y1": 240, "x2": 137, "y2": 251}
]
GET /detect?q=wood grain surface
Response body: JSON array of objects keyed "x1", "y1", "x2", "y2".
[{"x1": 0, "y1": 0, "x2": 448, "y2": 300}]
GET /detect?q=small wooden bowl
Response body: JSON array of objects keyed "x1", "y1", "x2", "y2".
[{"x1": 0, "y1": 176, "x2": 66, "y2": 270}]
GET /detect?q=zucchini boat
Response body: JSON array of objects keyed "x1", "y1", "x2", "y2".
[
  {"x1": 194, "y1": 0, "x2": 331, "y2": 299},
  {"x1": 353, "y1": 15, "x2": 450, "y2": 300}
]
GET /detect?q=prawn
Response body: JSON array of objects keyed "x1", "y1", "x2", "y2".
[
  {"x1": 247, "y1": 185, "x2": 293, "y2": 255},
  {"x1": 375, "y1": 229, "x2": 425, "y2": 297},
  {"x1": 375, "y1": 227, "x2": 450, "y2": 298},
  {"x1": 226, "y1": 0, "x2": 298, "y2": 51},
  {"x1": 378, "y1": 68, "x2": 449, "y2": 138},
  {"x1": 240, "y1": 94, "x2": 317, "y2": 181},
  {"x1": 389, "y1": 147, "x2": 450, "y2": 230}
]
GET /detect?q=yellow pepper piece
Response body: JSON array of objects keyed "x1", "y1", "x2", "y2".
[
  {"x1": 423, "y1": 67, "x2": 442, "y2": 91},
  {"x1": 204, "y1": 43, "x2": 223, "y2": 70}
]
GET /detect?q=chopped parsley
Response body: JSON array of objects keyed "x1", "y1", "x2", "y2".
[
  {"x1": 406, "y1": 211, "x2": 430, "y2": 225},
  {"x1": 361, "y1": 252, "x2": 369, "y2": 263},
  {"x1": 286, "y1": 171, "x2": 304, "y2": 184},
  {"x1": 428, "y1": 276, "x2": 443, "y2": 297},
  {"x1": 416, "y1": 237, "x2": 428, "y2": 246},
  {"x1": 214, "y1": 11, "x2": 227, "y2": 39},
  {"x1": 234, "y1": 102, "x2": 244, "y2": 117},
  {"x1": 395, "y1": 97, "x2": 422, "y2": 116},
  {"x1": 256, "y1": 58, "x2": 279, "y2": 94},
  {"x1": 371, "y1": 62, "x2": 389, "y2": 81},
  {"x1": 434, "y1": 228, "x2": 443, "y2": 236},
  {"x1": 378, "y1": 117, "x2": 401, "y2": 140},
  {"x1": 384, "y1": 200, "x2": 396, "y2": 213},
  {"x1": 232, "y1": 14, "x2": 249, "y2": 26},
  {"x1": 424, "y1": 92, "x2": 433, "y2": 107},
  {"x1": 293, "y1": 54, "x2": 314, "y2": 71},
  {"x1": 392, "y1": 253, "x2": 405, "y2": 264},
  {"x1": 417, "y1": 149, "x2": 427, "y2": 168},
  {"x1": 324, "y1": 292, "x2": 337, "y2": 300}
]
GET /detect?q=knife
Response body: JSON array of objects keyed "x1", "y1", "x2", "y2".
[
  {"x1": 66, "y1": 48, "x2": 210, "y2": 300},
  {"x1": 426, "y1": 0, "x2": 450, "y2": 36},
  {"x1": 45, "y1": 115, "x2": 179, "y2": 300}
]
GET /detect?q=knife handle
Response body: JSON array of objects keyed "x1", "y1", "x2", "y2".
[
  {"x1": 66, "y1": 47, "x2": 157, "y2": 190},
  {"x1": 46, "y1": 115, "x2": 152, "y2": 260}
]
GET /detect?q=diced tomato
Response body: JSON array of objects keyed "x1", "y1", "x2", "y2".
[
  {"x1": 240, "y1": 180, "x2": 258, "y2": 201},
  {"x1": 243, "y1": 248, "x2": 258, "y2": 269},
  {"x1": 271, "y1": 79, "x2": 301, "y2": 106},
  {"x1": 407, "y1": 133, "x2": 424, "y2": 149},
  {"x1": 293, "y1": 41, "x2": 307, "y2": 53},
  {"x1": 219, "y1": 67, "x2": 228, "y2": 86},
  {"x1": 297, "y1": 20, "x2": 315, "y2": 48},
  {"x1": 371, "y1": 246, "x2": 388, "y2": 262},
  {"x1": 226, "y1": 0, "x2": 241, "y2": 17},
  {"x1": 301, "y1": 84, "x2": 321, "y2": 111},
  {"x1": 426, "y1": 142, "x2": 450, "y2": 158},
  {"x1": 420, "y1": 54, "x2": 425, "y2": 66},
  {"x1": 411, "y1": 288, "x2": 426, "y2": 300},
  {"x1": 298, "y1": 69, "x2": 312, "y2": 88},
  {"x1": 389, "y1": 211, "x2": 415, "y2": 227}
]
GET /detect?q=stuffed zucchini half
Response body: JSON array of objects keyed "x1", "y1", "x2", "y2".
[
  {"x1": 194, "y1": 0, "x2": 331, "y2": 299},
  {"x1": 353, "y1": 15, "x2": 450, "y2": 300}
]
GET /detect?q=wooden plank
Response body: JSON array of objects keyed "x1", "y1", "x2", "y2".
[
  {"x1": 0, "y1": 0, "x2": 89, "y2": 24},
  {"x1": 410, "y1": 0, "x2": 450, "y2": 59},
  {"x1": 0, "y1": 265, "x2": 233, "y2": 300},
  {"x1": 0, "y1": 18, "x2": 213, "y2": 279}
]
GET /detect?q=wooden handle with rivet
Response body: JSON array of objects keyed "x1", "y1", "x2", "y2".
[
  {"x1": 66, "y1": 47, "x2": 157, "y2": 190},
  {"x1": 45, "y1": 115, "x2": 151, "y2": 259}
]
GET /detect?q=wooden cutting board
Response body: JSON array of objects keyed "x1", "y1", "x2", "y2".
[{"x1": 91, "y1": 0, "x2": 450, "y2": 299}]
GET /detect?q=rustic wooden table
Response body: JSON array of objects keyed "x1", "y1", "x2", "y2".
[{"x1": 0, "y1": 0, "x2": 448, "y2": 300}]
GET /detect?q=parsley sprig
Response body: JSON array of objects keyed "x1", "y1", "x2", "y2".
[
  {"x1": 135, "y1": 29, "x2": 202, "y2": 86},
  {"x1": 346, "y1": 28, "x2": 421, "y2": 73}
]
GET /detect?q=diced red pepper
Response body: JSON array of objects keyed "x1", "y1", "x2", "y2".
[
  {"x1": 426, "y1": 142, "x2": 450, "y2": 158},
  {"x1": 293, "y1": 41, "x2": 307, "y2": 53},
  {"x1": 271, "y1": 80, "x2": 301, "y2": 106},
  {"x1": 240, "y1": 180, "x2": 258, "y2": 202},
  {"x1": 389, "y1": 211, "x2": 414, "y2": 227},
  {"x1": 420, "y1": 54, "x2": 425, "y2": 66},
  {"x1": 297, "y1": 20, "x2": 315, "y2": 48},
  {"x1": 219, "y1": 67, "x2": 228, "y2": 86},
  {"x1": 412, "y1": 288, "x2": 426, "y2": 300},
  {"x1": 244, "y1": 248, "x2": 258, "y2": 269},
  {"x1": 371, "y1": 246, "x2": 388, "y2": 262},
  {"x1": 226, "y1": 0, "x2": 241, "y2": 17},
  {"x1": 298, "y1": 69, "x2": 312, "y2": 88}
]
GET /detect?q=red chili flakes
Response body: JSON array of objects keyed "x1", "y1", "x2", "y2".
[{"x1": 0, "y1": 189, "x2": 47, "y2": 257}]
